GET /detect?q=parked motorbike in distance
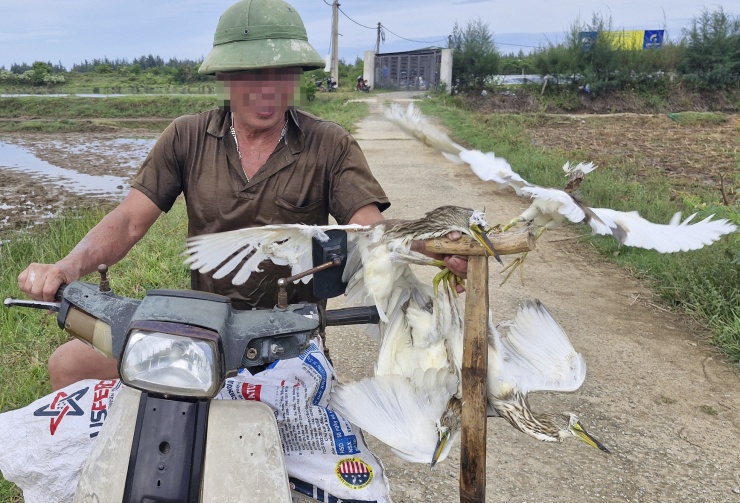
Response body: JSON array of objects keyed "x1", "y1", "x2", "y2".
[{"x1": 4, "y1": 231, "x2": 380, "y2": 502}]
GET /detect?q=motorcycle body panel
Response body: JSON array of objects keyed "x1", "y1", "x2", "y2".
[
  {"x1": 202, "y1": 399, "x2": 291, "y2": 502},
  {"x1": 73, "y1": 386, "x2": 291, "y2": 502}
]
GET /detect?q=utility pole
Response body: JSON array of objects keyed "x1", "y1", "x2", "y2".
[
  {"x1": 375, "y1": 22, "x2": 382, "y2": 54},
  {"x1": 331, "y1": 0, "x2": 339, "y2": 86}
]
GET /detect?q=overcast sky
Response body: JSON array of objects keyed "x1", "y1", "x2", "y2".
[{"x1": 1, "y1": 1, "x2": 737, "y2": 70}]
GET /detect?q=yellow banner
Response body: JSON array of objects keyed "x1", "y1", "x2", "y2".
[{"x1": 603, "y1": 30, "x2": 645, "y2": 51}]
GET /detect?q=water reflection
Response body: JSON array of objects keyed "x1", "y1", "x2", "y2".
[{"x1": 0, "y1": 140, "x2": 147, "y2": 197}]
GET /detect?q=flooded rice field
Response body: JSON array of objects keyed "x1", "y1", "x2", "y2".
[{"x1": 0, "y1": 133, "x2": 157, "y2": 234}]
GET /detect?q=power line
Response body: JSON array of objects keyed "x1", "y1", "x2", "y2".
[
  {"x1": 324, "y1": 2, "x2": 536, "y2": 51},
  {"x1": 337, "y1": 6, "x2": 376, "y2": 30},
  {"x1": 380, "y1": 23, "x2": 449, "y2": 45},
  {"x1": 497, "y1": 41, "x2": 538, "y2": 48}
]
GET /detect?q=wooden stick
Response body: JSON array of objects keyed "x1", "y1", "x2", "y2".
[
  {"x1": 460, "y1": 255, "x2": 489, "y2": 503},
  {"x1": 424, "y1": 229, "x2": 534, "y2": 256}
]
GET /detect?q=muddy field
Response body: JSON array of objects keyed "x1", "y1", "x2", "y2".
[
  {"x1": 527, "y1": 113, "x2": 739, "y2": 189},
  {"x1": 0, "y1": 132, "x2": 157, "y2": 234}
]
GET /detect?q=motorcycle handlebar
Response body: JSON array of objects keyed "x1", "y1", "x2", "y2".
[{"x1": 324, "y1": 306, "x2": 380, "y2": 326}]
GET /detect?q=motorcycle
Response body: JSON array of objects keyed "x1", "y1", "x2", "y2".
[{"x1": 4, "y1": 231, "x2": 382, "y2": 502}]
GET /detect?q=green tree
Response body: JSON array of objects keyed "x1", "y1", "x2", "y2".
[
  {"x1": 679, "y1": 7, "x2": 740, "y2": 89},
  {"x1": 30, "y1": 61, "x2": 53, "y2": 86},
  {"x1": 449, "y1": 18, "x2": 500, "y2": 90}
]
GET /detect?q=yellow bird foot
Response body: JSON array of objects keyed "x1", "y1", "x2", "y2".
[
  {"x1": 499, "y1": 251, "x2": 529, "y2": 286},
  {"x1": 432, "y1": 267, "x2": 465, "y2": 297},
  {"x1": 500, "y1": 217, "x2": 522, "y2": 233},
  {"x1": 432, "y1": 267, "x2": 449, "y2": 296}
]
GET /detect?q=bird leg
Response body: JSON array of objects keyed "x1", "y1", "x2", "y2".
[
  {"x1": 500, "y1": 216, "x2": 523, "y2": 233},
  {"x1": 432, "y1": 266, "x2": 465, "y2": 297},
  {"x1": 499, "y1": 226, "x2": 546, "y2": 286}
]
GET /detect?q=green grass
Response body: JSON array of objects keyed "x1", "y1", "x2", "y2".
[
  {"x1": 419, "y1": 97, "x2": 740, "y2": 363},
  {"x1": 0, "y1": 71, "x2": 218, "y2": 96},
  {"x1": 665, "y1": 111, "x2": 731, "y2": 126},
  {"x1": 0, "y1": 95, "x2": 219, "y2": 119}
]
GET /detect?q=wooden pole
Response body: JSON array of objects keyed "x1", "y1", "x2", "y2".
[
  {"x1": 459, "y1": 255, "x2": 489, "y2": 503},
  {"x1": 425, "y1": 229, "x2": 534, "y2": 257},
  {"x1": 420, "y1": 229, "x2": 534, "y2": 502}
]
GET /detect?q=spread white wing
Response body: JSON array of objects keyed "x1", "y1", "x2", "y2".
[
  {"x1": 588, "y1": 208, "x2": 737, "y2": 252},
  {"x1": 489, "y1": 300, "x2": 586, "y2": 396},
  {"x1": 330, "y1": 373, "x2": 455, "y2": 463},
  {"x1": 183, "y1": 223, "x2": 370, "y2": 285}
]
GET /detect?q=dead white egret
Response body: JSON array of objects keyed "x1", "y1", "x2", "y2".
[{"x1": 329, "y1": 297, "x2": 609, "y2": 467}]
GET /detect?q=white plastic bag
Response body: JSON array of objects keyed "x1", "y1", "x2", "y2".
[
  {"x1": 0, "y1": 379, "x2": 122, "y2": 503},
  {"x1": 217, "y1": 340, "x2": 392, "y2": 502}
]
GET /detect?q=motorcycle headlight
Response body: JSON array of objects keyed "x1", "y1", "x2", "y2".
[{"x1": 120, "y1": 323, "x2": 222, "y2": 398}]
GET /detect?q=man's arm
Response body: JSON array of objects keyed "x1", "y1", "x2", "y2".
[
  {"x1": 18, "y1": 189, "x2": 162, "y2": 301},
  {"x1": 347, "y1": 203, "x2": 384, "y2": 226}
]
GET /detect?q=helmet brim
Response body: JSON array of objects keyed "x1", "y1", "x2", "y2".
[{"x1": 199, "y1": 38, "x2": 325, "y2": 75}]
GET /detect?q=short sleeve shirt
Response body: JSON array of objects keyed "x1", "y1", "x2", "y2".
[{"x1": 130, "y1": 107, "x2": 389, "y2": 309}]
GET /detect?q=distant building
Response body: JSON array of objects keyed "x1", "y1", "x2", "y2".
[{"x1": 363, "y1": 48, "x2": 453, "y2": 94}]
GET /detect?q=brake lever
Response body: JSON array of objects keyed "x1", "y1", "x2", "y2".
[{"x1": 3, "y1": 298, "x2": 61, "y2": 312}]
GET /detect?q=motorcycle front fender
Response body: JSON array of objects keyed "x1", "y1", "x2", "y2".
[{"x1": 74, "y1": 387, "x2": 291, "y2": 502}]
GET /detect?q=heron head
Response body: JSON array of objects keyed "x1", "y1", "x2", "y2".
[
  {"x1": 562, "y1": 413, "x2": 610, "y2": 453},
  {"x1": 431, "y1": 426, "x2": 452, "y2": 468},
  {"x1": 468, "y1": 210, "x2": 501, "y2": 262},
  {"x1": 431, "y1": 400, "x2": 462, "y2": 468}
]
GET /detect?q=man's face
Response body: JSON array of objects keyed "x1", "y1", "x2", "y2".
[{"x1": 217, "y1": 67, "x2": 302, "y2": 129}]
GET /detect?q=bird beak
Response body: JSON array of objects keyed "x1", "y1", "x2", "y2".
[
  {"x1": 431, "y1": 430, "x2": 450, "y2": 468},
  {"x1": 470, "y1": 224, "x2": 503, "y2": 265},
  {"x1": 571, "y1": 421, "x2": 611, "y2": 453}
]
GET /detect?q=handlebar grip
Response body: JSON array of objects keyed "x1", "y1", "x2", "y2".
[
  {"x1": 55, "y1": 284, "x2": 66, "y2": 302},
  {"x1": 324, "y1": 306, "x2": 380, "y2": 326}
]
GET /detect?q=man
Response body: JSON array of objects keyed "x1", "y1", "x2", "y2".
[{"x1": 18, "y1": 0, "x2": 466, "y2": 391}]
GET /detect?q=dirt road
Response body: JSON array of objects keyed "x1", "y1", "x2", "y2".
[{"x1": 327, "y1": 92, "x2": 740, "y2": 502}]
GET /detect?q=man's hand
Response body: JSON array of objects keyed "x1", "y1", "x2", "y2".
[
  {"x1": 18, "y1": 263, "x2": 74, "y2": 302},
  {"x1": 411, "y1": 231, "x2": 468, "y2": 293}
]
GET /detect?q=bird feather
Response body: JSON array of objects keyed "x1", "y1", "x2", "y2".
[
  {"x1": 183, "y1": 224, "x2": 369, "y2": 285},
  {"x1": 330, "y1": 374, "x2": 455, "y2": 464},
  {"x1": 588, "y1": 208, "x2": 737, "y2": 252},
  {"x1": 490, "y1": 300, "x2": 586, "y2": 395}
]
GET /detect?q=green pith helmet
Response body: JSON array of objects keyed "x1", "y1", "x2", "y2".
[{"x1": 198, "y1": 0, "x2": 325, "y2": 75}]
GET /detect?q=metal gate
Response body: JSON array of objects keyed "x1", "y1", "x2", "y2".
[{"x1": 374, "y1": 48, "x2": 443, "y2": 91}]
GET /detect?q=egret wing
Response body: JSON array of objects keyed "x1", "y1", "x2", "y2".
[
  {"x1": 383, "y1": 102, "x2": 463, "y2": 157},
  {"x1": 491, "y1": 300, "x2": 586, "y2": 394},
  {"x1": 329, "y1": 373, "x2": 456, "y2": 464},
  {"x1": 562, "y1": 161, "x2": 597, "y2": 176},
  {"x1": 588, "y1": 208, "x2": 737, "y2": 252},
  {"x1": 458, "y1": 149, "x2": 530, "y2": 194},
  {"x1": 183, "y1": 223, "x2": 369, "y2": 285},
  {"x1": 520, "y1": 186, "x2": 587, "y2": 224}
]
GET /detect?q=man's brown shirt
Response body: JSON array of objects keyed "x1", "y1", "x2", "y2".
[{"x1": 131, "y1": 107, "x2": 389, "y2": 308}]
